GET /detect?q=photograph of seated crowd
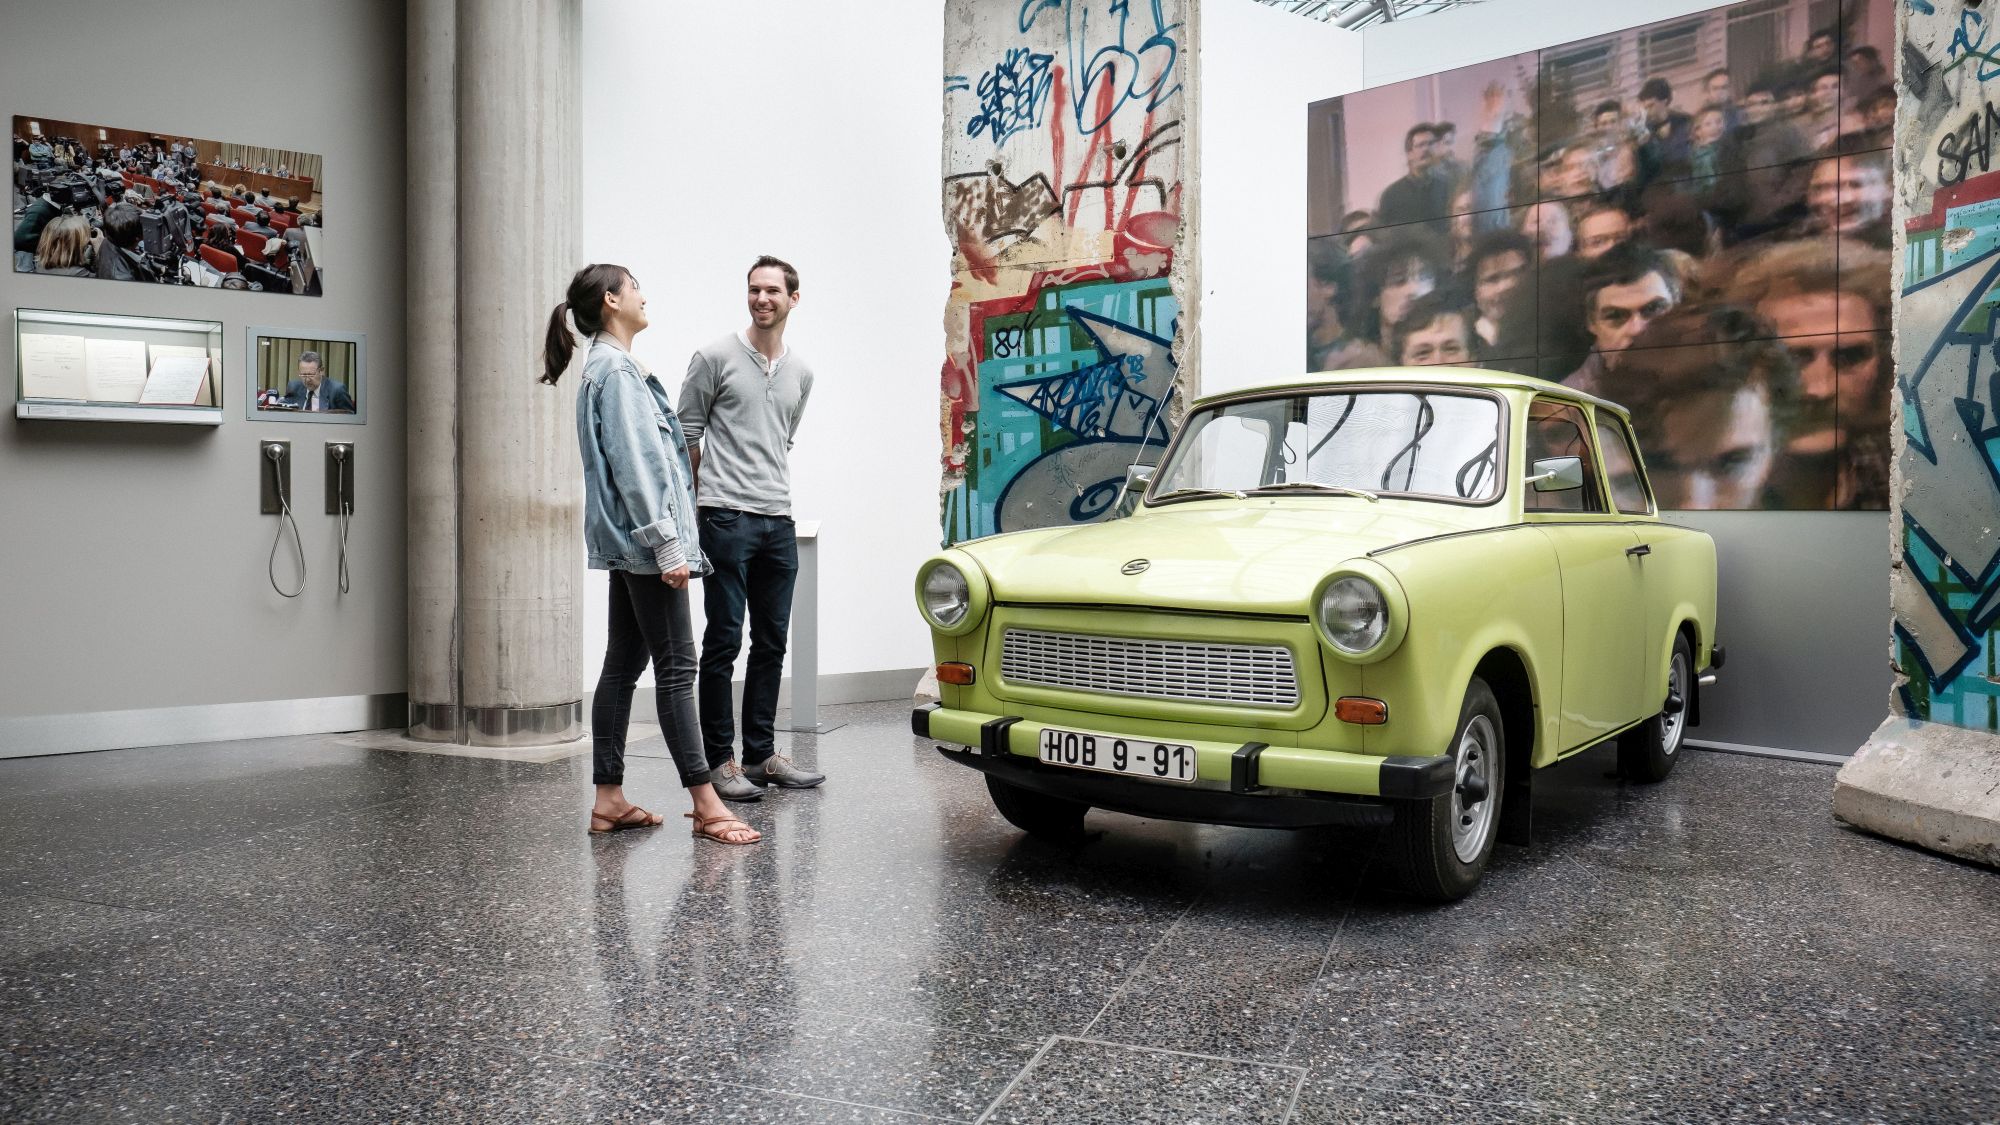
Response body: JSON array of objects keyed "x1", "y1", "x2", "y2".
[
  {"x1": 1304, "y1": 0, "x2": 1892, "y2": 511},
  {"x1": 11, "y1": 115, "x2": 324, "y2": 296}
]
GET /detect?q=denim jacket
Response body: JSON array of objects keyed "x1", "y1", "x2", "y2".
[{"x1": 576, "y1": 336, "x2": 710, "y2": 576}]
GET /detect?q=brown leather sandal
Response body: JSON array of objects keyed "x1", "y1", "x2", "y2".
[
  {"x1": 685, "y1": 811, "x2": 762, "y2": 845},
  {"x1": 589, "y1": 804, "x2": 665, "y2": 834}
]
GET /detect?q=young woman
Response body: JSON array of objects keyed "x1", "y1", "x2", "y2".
[{"x1": 543, "y1": 264, "x2": 760, "y2": 845}]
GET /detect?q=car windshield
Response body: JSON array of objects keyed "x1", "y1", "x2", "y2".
[{"x1": 1150, "y1": 390, "x2": 1503, "y2": 504}]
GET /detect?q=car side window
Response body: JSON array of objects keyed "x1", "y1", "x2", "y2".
[
  {"x1": 1524, "y1": 398, "x2": 1604, "y2": 513},
  {"x1": 1595, "y1": 415, "x2": 1653, "y2": 515}
]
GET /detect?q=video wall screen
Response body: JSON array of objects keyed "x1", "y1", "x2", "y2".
[
  {"x1": 12, "y1": 115, "x2": 324, "y2": 297},
  {"x1": 1306, "y1": 0, "x2": 1893, "y2": 510}
]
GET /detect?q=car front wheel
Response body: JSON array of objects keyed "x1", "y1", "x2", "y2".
[
  {"x1": 985, "y1": 775, "x2": 1088, "y2": 842},
  {"x1": 1387, "y1": 676, "x2": 1505, "y2": 901},
  {"x1": 1618, "y1": 634, "x2": 1692, "y2": 783}
]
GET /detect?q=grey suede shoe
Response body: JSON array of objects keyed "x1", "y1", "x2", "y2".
[
  {"x1": 711, "y1": 760, "x2": 764, "y2": 802},
  {"x1": 745, "y1": 754, "x2": 826, "y2": 789}
]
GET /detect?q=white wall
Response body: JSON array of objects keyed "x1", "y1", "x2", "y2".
[
  {"x1": 1197, "y1": 0, "x2": 1365, "y2": 398},
  {"x1": 579, "y1": 1, "x2": 946, "y2": 688},
  {"x1": 0, "y1": 0, "x2": 406, "y2": 741}
]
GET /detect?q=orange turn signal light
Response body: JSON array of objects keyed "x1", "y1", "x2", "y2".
[
  {"x1": 1335, "y1": 697, "x2": 1388, "y2": 725},
  {"x1": 936, "y1": 662, "x2": 977, "y2": 686}
]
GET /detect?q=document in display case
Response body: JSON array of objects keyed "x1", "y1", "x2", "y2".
[{"x1": 14, "y1": 308, "x2": 225, "y2": 424}]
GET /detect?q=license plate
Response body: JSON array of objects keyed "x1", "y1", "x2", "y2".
[{"x1": 1037, "y1": 725, "x2": 1198, "y2": 783}]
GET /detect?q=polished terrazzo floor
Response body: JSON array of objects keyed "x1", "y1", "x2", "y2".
[{"x1": 1, "y1": 700, "x2": 1996, "y2": 1124}]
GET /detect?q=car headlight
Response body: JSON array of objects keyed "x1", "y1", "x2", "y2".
[
  {"x1": 922, "y1": 563, "x2": 971, "y2": 628},
  {"x1": 1312, "y1": 564, "x2": 1408, "y2": 663},
  {"x1": 1319, "y1": 576, "x2": 1388, "y2": 655}
]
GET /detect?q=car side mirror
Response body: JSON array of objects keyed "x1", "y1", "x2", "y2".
[
  {"x1": 1528, "y1": 456, "x2": 1585, "y2": 492},
  {"x1": 1115, "y1": 464, "x2": 1156, "y2": 519}
]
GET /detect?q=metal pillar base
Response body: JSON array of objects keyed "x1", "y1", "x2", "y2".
[
  {"x1": 783, "y1": 718, "x2": 848, "y2": 735},
  {"x1": 407, "y1": 701, "x2": 584, "y2": 747}
]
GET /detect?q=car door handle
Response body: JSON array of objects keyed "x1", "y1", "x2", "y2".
[{"x1": 1626, "y1": 544, "x2": 1651, "y2": 558}]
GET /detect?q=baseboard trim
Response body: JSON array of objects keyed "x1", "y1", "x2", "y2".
[
  {"x1": 582, "y1": 667, "x2": 928, "y2": 716},
  {"x1": 0, "y1": 693, "x2": 411, "y2": 760},
  {"x1": 1688, "y1": 738, "x2": 1849, "y2": 766}
]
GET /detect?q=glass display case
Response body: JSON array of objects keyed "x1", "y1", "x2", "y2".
[{"x1": 14, "y1": 307, "x2": 224, "y2": 424}]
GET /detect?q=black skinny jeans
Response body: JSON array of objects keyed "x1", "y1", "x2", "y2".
[{"x1": 592, "y1": 570, "x2": 710, "y2": 789}]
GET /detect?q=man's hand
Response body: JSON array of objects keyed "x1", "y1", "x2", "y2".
[{"x1": 661, "y1": 565, "x2": 690, "y2": 589}]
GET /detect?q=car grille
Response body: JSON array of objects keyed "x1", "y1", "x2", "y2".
[{"x1": 1000, "y1": 628, "x2": 1301, "y2": 708}]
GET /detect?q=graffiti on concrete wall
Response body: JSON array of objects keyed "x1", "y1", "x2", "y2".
[
  {"x1": 940, "y1": 0, "x2": 1189, "y2": 543},
  {"x1": 1893, "y1": 0, "x2": 2000, "y2": 727}
]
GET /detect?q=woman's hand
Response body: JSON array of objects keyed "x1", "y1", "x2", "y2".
[{"x1": 661, "y1": 565, "x2": 690, "y2": 589}]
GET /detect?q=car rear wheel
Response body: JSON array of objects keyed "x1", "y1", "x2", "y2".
[
  {"x1": 1387, "y1": 677, "x2": 1505, "y2": 902},
  {"x1": 985, "y1": 775, "x2": 1088, "y2": 842},
  {"x1": 1618, "y1": 634, "x2": 1692, "y2": 783}
]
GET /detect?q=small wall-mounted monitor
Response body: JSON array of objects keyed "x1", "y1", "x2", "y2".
[{"x1": 247, "y1": 328, "x2": 366, "y2": 425}]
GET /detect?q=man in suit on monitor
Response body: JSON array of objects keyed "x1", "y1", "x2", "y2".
[{"x1": 281, "y1": 351, "x2": 353, "y2": 413}]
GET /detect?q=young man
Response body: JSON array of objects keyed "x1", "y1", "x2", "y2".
[{"x1": 680, "y1": 256, "x2": 822, "y2": 800}]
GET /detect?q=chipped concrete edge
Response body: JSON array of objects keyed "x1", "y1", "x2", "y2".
[{"x1": 1834, "y1": 717, "x2": 2000, "y2": 868}]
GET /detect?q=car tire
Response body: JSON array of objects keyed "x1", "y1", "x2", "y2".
[
  {"x1": 985, "y1": 775, "x2": 1088, "y2": 842},
  {"x1": 1619, "y1": 634, "x2": 1692, "y2": 783},
  {"x1": 1387, "y1": 677, "x2": 1505, "y2": 902}
]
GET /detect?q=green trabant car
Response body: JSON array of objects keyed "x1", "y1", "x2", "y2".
[{"x1": 913, "y1": 368, "x2": 1722, "y2": 900}]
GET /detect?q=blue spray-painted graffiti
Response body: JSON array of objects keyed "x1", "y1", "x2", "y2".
[
  {"x1": 1015, "y1": 0, "x2": 1183, "y2": 135},
  {"x1": 944, "y1": 277, "x2": 1178, "y2": 542},
  {"x1": 967, "y1": 48, "x2": 1056, "y2": 146},
  {"x1": 1895, "y1": 166, "x2": 2000, "y2": 726}
]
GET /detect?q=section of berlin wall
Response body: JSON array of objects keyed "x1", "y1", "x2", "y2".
[
  {"x1": 1891, "y1": 0, "x2": 2000, "y2": 728},
  {"x1": 939, "y1": 0, "x2": 1194, "y2": 544}
]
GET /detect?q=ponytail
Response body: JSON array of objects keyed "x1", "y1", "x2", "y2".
[
  {"x1": 539, "y1": 263, "x2": 634, "y2": 386},
  {"x1": 540, "y1": 301, "x2": 574, "y2": 385}
]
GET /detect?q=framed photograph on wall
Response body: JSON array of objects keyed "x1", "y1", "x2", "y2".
[
  {"x1": 246, "y1": 327, "x2": 365, "y2": 425},
  {"x1": 13, "y1": 114, "x2": 325, "y2": 296}
]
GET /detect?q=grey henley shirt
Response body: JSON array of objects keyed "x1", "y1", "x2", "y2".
[{"x1": 677, "y1": 332, "x2": 814, "y2": 516}]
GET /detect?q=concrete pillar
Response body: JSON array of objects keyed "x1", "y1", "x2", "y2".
[
  {"x1": 1835, "y1": 0, "x2": 2000, "y2": 865},
  {"x1": 406, "y1": 0, "x2": 584, "y2": 746}
]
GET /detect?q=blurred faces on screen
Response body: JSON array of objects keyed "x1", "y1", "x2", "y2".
[
  {"x1": 1728, "y1": 238, "x2": 1891, "y2": 458},
  {"x1": 1521, "y1": 200, "x2": 1574, "y2": 259},
  {"x1": 1392, "y1": 297, "x2": 1474, "y2": 367},
  {"x1": 1472, "y1": 244, "x2": 1530, "y2": 325},
  {"x1": 1693, "y1": 107, "x2": 1727, "y2": 147},
  {"x1": 1404, "y1": 125, "x2": 1439, "y2": 176},
  {"x1": 1604, "y1": 307, "x2": 1801, "y2": 510},
  {"x1": 1808, "y1": 155, "x2": 1889, "y2": 236},
  {"x1": 1379, "y1": 256, "x2": 1437, "y2": 333},
  {"x1": 1705, "y1": 70, "x2": 1733, "y2": 107},
  {"x1": 1809, "y1": 70, "x2": 1842, "y2": 115},
  {"x1": 1741, "y1": 87, "x2": 1778, "y2": 125},
  {"x1": 1576, "y1": 206, "x2": 1633, "y2": 260},
  {"x1": 1584, "y1": 245, "x2": 1681, "y2": 362}
]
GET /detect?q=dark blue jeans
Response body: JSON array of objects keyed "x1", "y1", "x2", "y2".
[
  {"x1": 593, "y1": 570, "x2": 709, "y2": 789},
  {"x1": 697, "y1": 508, "x2": 798, "y2": 767}
]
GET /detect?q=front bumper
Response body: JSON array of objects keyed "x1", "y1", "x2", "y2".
[{"x1": 913, "y1": 703, "x2": 1453, "y2": 830}]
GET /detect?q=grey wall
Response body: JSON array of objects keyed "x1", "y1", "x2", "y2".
[
  {"x1": 0, "y1": 0, "x2": 406, "y2": 729},
  {"x1": 1666, "y1": 512, "x2": 1892, "y2": 755}
]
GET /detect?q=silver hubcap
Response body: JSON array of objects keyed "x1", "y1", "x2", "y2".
[
  {"x1": 1450, "y1": 714, "x2": 1498, "y2": 864},
  {"x1": 1661, "y1": 651, "x2": 1688, "y2": 755}
]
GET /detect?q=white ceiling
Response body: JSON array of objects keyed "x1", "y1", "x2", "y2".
[{"x1": 1250, "y1": 0, "x2": 1485, "y2": 29}]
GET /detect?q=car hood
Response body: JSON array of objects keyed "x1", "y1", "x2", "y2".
[{"x1": 959, "y1": 500, "x2": 1500, "y2": 615}]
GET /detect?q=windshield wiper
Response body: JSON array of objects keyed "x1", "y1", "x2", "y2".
[
  {"x1": 1247, "y1": 481, "x2": 1380, "y2": 503},
  {"x1": 1149, "y1": 486, "x2": 1247, "y2": 503}
]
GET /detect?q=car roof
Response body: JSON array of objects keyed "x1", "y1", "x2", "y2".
[{"x1": 1192, "y1": 366, "x2": 1631, "y2": 419}]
